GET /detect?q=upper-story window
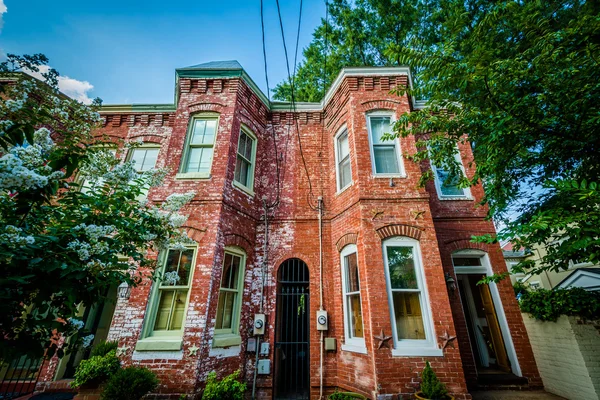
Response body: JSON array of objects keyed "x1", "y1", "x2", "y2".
[
  {"x1": 431, "y1": 146, "x2": 471, "y2": 199},
  {"x1": 233, "y1": 127, "x2": 257, "y2": 194},
  {"x1": 180, "y1": 115, "x2": 218, "y2": 177},
  {"x1": 340, "y1": 244, "x2": 365, "y2": 353},
  {"x1": 382, "y1": 237, "x2": 440, "y2": 356},
  {"x1": 366, "y1": 112, "x2": 404, "y2": 176},
  {"x1": 335, "y1": 128, "x2": 352, "y2": 191},
  {"x1": 129, "y1": 146, "x2": 159, "y2": 172}
]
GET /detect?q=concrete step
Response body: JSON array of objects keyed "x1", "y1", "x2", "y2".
[{"x1": 471, "y1": 390, "x2": 566, "y2": 400}]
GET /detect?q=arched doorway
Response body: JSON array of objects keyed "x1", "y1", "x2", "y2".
[{"x1": 274, "y1": 258, "x2": 310, "y2": 399}]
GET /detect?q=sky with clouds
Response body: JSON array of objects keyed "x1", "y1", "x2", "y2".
[{"x1": 0, "y1": 0, "x2": 325, "y2": 104}]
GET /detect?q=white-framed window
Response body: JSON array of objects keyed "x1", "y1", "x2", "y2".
[
  {"x1": 179, "y1": 114, "x2": 218, "y2": 178},
  {"x1": 335, "y1": 127, "x2": 352, "y2": 191},
  {"x1": 233, "y1": 127, "x2": 257, "y2": 194},
  {"x1": 366, "y1": 112, "x2": 404, "y2": 177},
  {"x1": 129, "y1": 146, "x2": 160, "y2": 172},
  {"x1": 382, "y1": 237, "x2": 440, "y2": 356},
  {"x1": 340, "y1": 244, "x2": 365, "y2": 353},
  {"x1": 213, "y1": 247, "x2": 246, "y2": 347},
  {"x1": 137, "y1": 247, "x2": 196, "y2": 351},
  {"x1": 431, "y1": 146, "x2": 471, "y2": 199}
]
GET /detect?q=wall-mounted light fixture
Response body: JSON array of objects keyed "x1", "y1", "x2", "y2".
[
  {"x1": 118, "y1": 282, "x2": 131, "y2": 300},
  {"x1": 445, "y1": 272, "x2": 456, "y2": 296}
]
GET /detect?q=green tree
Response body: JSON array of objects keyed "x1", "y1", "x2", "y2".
[
  {"x1": 278, "y1": 0, "x2": 600, "y2": 278},
  {"x1": 0, "y1": 54, "x2": 194, "y2": 360}
]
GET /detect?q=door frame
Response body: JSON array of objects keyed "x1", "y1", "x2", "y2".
[{"x1": 453, "y1": 249, "x2": 522, "y2": 376}]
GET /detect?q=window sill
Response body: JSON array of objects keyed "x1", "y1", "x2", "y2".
[
  {"x1": 373, "y1": 173, "x2": 407, "y2": 179},
  {"x1": 212, "y1": 333, "x2": 242, "y2": 348},
  {"x1": 232, "y1": 180, "x2": 255, "y2": 197},
  {"x1": 391, "y1": 347, "x2": 443, "y2": 357},
  {"x1": 175, "y1": 172, "x2": 210, "y2": 180},
  {"x1": 341, "y1": 343, "x2": 367, "y2": 354},
  {"x1": 438, "y1": 196, "x2": 473, "y2": 201},
  {"x1": 135, "y1": 337, "x2": 183, "y2": 351},
  {"x1": 335, "y1": 182, "x2": 353, "y2": 196}
]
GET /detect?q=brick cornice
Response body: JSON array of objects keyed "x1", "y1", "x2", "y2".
[
  {"x1": 335, "y1": 232, "x2": 359, "y2": 252},
  {"x1": 376, "y1": 224, "x2": 424, "y2": 241}
]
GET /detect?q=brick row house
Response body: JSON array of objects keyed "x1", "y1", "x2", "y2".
[{"x1": 34, "y1": 61, "x2": 541, "y2": 399}]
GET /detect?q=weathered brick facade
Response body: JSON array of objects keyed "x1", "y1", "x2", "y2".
[{"x1": 37, "y1": 62, "x2": 541, "y2": 399}]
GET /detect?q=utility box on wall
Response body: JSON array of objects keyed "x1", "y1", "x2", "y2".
[{"x1": 257, "y1": 359, "x2": 271, "y2": 375}]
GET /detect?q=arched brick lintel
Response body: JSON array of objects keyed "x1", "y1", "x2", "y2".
[
  {"x1": 223, "y1": 233, "x2": 253, "y2": 255},
  {"x1": 361, "y1": 99, "x2": 404, "y2": 113},
  {"x1": 188, "y1": 102, "x2": 226, "y2": 114},
  {"x1": 445, "y1": 238, "x2": 489, "y2": 253},
  {"x1": 336, "y1": 232, "x2": 358, "y2": 252},
  {"x1": 376, "y1": 224, "x2": 423, "y2": 241},
  {"x1": 127, "y1": 134, "x2": 166, "y2": 145}
]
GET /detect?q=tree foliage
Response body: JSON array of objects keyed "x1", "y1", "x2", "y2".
[
  {"x1": 0, "y1": 54, "x2": 194, "y2": 360},
  {"x1": 277, "y1": 0, "x2": 600, "y2": 276}
]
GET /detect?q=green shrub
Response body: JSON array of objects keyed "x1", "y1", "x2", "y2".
[
  {"x1": 420, "y1": 361, "x2": 447, "y2": 400},
  {"x1": 100, "y1": 366, "x2": 159, "y2": 400},
  {"x1": 71, "y1": 350, "x2": 120, "y2": 388},
  {"x1": 201, "y1": 370, "x2": 246, "y2": 400},
  {"x1": 328, "y1": 390, "x2": 366, "y2": 399},
  {"x1": 518, "y1": 287, "x2": 600, "y2": 321},
  {"x1": 90, "y1": 340, "x2": 119, "y2": 358}
]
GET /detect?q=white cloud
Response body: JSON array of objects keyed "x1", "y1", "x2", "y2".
[
  {"x1": 0, "y1": 0, "x2": 7, "y2": 32},
  {"x1": 25, "y1": 65, "x2": 95, "y2": 105}
]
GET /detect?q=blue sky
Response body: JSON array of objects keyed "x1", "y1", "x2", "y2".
[{"x1": 0, "y1": 0, "x2": 325, "y2": 104}]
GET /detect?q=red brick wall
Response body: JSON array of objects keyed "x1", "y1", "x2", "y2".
[{"x1": 37, "y1": 70, "x2": 540, "y2": 399}]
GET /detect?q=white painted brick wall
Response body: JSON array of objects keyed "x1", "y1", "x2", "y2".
[{"x1": 522, "y1": 314, "x2": 600, "y2": 400}]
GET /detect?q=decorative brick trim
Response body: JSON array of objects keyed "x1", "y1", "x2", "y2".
[
  {"x1": 445, "y1": 238, "x2": 488, "y2": 253},
  {"x1": 376, "y1": 224, "x2": 424, "y2": 241},
  {"x1": 127, "y1": 134, "x2": 165, "y2": 144},
  {"x1": 361, "y1": 99, "x2": 403, "y2": 112},
  {"x1": 182, "y1": 226, "x2": 207, "y2": 244},
  {"x1": 335, "y1": 233, "x2": 359, "y2": 252},
  {"x1": 188, "y1": 102, "x2": 225, "y2": 114},
  {"x1": 223, "y1": 233, "x2": 253, "y2": 254}
]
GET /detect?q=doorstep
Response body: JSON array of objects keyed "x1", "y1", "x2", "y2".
[{"x1": 471, "y1": 390, "x2": 566, "y2": 400}]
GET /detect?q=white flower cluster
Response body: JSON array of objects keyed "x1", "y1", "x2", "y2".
[
  {"x1": 102, "y1": 161, "x2": 139, "y2": 186},
  {"x1": 163, "y1": 270, "x2": 181, "y2": 286},
  {"x1": 73, "y1": 224, "x2": 116, "y2": 242},
  {"x1": 163, "y1": 192, "x2": 196, "y2": 212},
  {"x1": 66, "y1": 240, "x2": 92, "y2": 261},
  {"x1": 82, "y1": 334, "x2": 95, "y2": 348},
  {"x1": 68, "y1": 318, "x2": 85, "y2": 330},
  {"x1": 0, "y1": 225, "x2": 35, "y2": 249}
]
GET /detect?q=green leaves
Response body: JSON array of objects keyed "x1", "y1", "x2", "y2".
[{"x1": 518, "y1": 287, "x2": 600, "y2": 322}]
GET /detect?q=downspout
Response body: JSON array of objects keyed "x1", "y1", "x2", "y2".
[
  {"x1": 252, "y1": 200, "x2": 269, "y2": 399},
  {"x1": 318, "y1": 196, "x2": 324, "y2": 400}
]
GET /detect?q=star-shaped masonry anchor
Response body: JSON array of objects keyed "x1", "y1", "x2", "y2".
[
  {"x1": 188, "y1": 344, "x2": 200, "y2": 356},
  {"x1": 116, "y1": 346, "x2": 130, "y2": 356},
  {"x1": 373, "y1": 329, "x2": 393, "y2": 349},
  {"x1": 438, "y1": 330, "x2": 457, "y2": 350}
]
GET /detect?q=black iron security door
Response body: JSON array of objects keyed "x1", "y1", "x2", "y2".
[{"x1": 274, "y1": 259, "x2": 310, "y2": 400}]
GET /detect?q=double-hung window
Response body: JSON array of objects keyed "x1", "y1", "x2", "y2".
[
  {"x1": 431, "y1": 146, "x2": 470, "y2": 199},
  {"x1": 137, "y1": 248, "x2": 195, "y2": 351},
  {"x1": 213, "y1": 248, "x2": 246, "y2": 347},
  {"x1": 382, "y1": 237, "x2": 440, "y2": 356},
  {"x1": 340, "y1": 245, "x2": 365, "y2": 353},
  {"x1": 129, "y1": 146, "x2": 159, "y2": 172},
  {"x1": 233, "y1": 127, "x2": 257, "y2": 193},
  {"x1": 367, "y1": 112, "x2": 404, "y2": 176},
  {"x1": 335, "y1": 128, "x2": 352, "y2": 191},
  {"x1": 180, "y1": 115, "x2": 218, "y2": 177}
]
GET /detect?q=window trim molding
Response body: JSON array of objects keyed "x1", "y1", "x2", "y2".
[
  {"x1": 137, "y1": 246, "x2": 197, "y2": 351},
  {"x1": 213, "y1": 246, "x2": 247, "y2": 347},
  {"x1": 232, "y1": 125, "x2": 258, "y2": 196},
  {"x1": 366, "y1": 111, "x2": 406, "y2": 178},
  {"x1": 334, "y1": 125, "x2": 353, "y2": 193},
  {"x1": 430, "y1": 146, "x2": 472, "y2": 200},
  {"x1": 340, "y1": 244, "x2": 366, "y2": 352},
  {"x1": 179, "y1": 112, "x2": 220, "y2": 177},
  {"x1": 382, "y1": 236, "x2": 441, "y2": 356}
]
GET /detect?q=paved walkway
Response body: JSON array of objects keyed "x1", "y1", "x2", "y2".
[{"x1": 471, "y1": 391, "x2": 565, "y2": 400}]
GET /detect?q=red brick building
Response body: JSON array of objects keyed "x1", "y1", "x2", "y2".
[{"x1": 37, "y1": 61, "x2": 541, "y2": 399}]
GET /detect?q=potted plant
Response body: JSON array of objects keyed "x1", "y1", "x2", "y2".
[
  {"x1": 100, "y1": 366, "x2": 159, "y2": 400},
  {"x1": 415, "y1": 361, "x2": 454, "y2": 400}
]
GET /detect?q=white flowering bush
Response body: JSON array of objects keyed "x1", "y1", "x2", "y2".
[{"x1": 0, "y1": 54, "x2": 194, "y2": 361}]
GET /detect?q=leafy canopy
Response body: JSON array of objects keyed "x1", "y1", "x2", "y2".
[
  {"x1": 0, "y1": 54, "x2": 195, "y2": 360},
  {"x1": 276, "y1": 0, "x2": 600, "y2": 277}
]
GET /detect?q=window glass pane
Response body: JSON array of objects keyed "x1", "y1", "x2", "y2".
[
  {"x1": 162, "y1": 249, "x2": 193, "y2": 286},
  {"x1": 393, "y1": 292, "x2": 425, "y2": 339},
  {"x1": 452, "y1": 257, "x2": 482, "y2": 267},
  {"x1": 221, "y1": 253, "x2": 241, "y2": 289},
  {"x1": 339, "y1": 157, "x2": 351, "y2": 189},
  {"x1": 215, "y1": 291, "x2": 236, "y2": 330},
  {"x1": 239, "y1": 132, "x2": 253, "y2": 160},
  {"x1": 374, "y1": 146, "x2": 399, "y2": 174},
  {"x1": 338, "y1": 131, "x2": 349, "y2": 159},
  {"x1": 437, "y1": 169, "x2": 465, "y2": 196},
  {"x1": 387, "y1": 246, "x2": 418, "y2": 289},
  {"x1": 344, "y1": 253, "x2": 360, "y2": 293},
  {"x1": 154, "y1": 290, "x2": 174, "y2": 330},
  {"x1": 370, "y1": 117, "x2": 391, "y2": 144},
  {"x1": 170, "y1": 290, "x2": 187, "y2": 330},
  {"x1": 191, "y1": 119, "x2": 216, "y2": 145},
  {"x1": 235, "y1": 157, "x2": 251, "y2": 187},
  {"x1": 347, "y1": 293, "x2": 363, "y2": 338},
  {"x1": 186, "y1": 147, "x2": 213, "y2": 173}
]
